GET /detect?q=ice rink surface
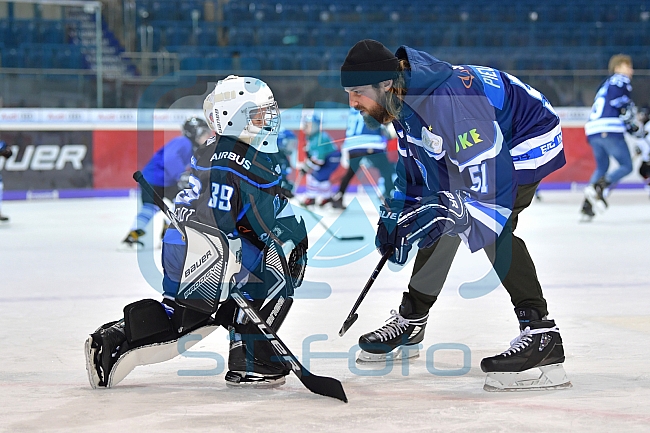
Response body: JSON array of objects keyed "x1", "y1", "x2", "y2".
[{"x1": 1, "y1": 188, "x2": 650, "y2": 433}]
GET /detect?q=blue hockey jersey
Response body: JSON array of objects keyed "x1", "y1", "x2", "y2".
[
  {"x1": 141, "y1": 135, "x2": 193, "y2": 187},
  {"x1": 584, "y1": 73, "x2": 633, "y2": 137},
  {"x1": 343, "y1": 107, "x2": 387, "y2": 152},
  {"x1": 392, "y1": 46, "x2": 565, "y2": 252}
]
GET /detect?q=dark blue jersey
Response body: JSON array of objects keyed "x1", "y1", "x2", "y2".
[
  {"x1": 584, "y1": 73, "x2": 633, "y2": 137},
  {"x1": 171, "y1": 135, "x2": 283, "y2": 251},
  {"x1": 141, "y1": 135, "x2": 193, "y2": 187},
  {"x1": 392, "y1": 46, "x2": 565, "y2": 252}
]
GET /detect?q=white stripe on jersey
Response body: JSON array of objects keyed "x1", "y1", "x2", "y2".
[
  {"x1": 511, "y1": 123, "x2": 564, "y2": 171},
  {"x1": 342, "y1": 134, "x2": 386, "y2": 151},
  {"x1": 584, "y1": 117, "x2": 626, "y2": 136},
  {"x1": 465, "y1": 200, "x2": 511, "y2": 239}
]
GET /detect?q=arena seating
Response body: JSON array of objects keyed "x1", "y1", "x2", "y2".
[{"x1": 1, "y1": 0, "x2": 650, "y2": 72}]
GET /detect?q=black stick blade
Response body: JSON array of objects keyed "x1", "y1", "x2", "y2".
[
  {"x1": 300, "y1": 374, "x2": 348, "y2": 403},
  {"x1": 337, "y1": 236, "x2": 365, "y2": 241},
  {"x1": 338, "y1": 313, "x2": 358, "y2": 337}
]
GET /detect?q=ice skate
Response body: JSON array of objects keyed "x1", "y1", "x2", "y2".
[
  {"x1": 84, "y1": 320, "x2": 126, "y2": 388},
  {"x1": 301, "y1": 197, "x2": 316, "y2": 207},
  {"x1": 0, "y1": 214, "x2": 9, "y2": 222},
  {"x1": 480, "y1": 308, "x2": 571, "y2": 392},
  {"x1": 330, "y1": 192, "x2": 346, "y2": 210},
  {"x1": 319, "y1": 196, "x2": 333, "y2": 207},
  {"x1": 579, "y1": 199, "x2": 595, "y2": 222},
  {"x1": 225, "y1": 327, "x2": 289, "y2": 388},
  {"x1": 357, "y1": 292, "x2": 428, "y2": 364},
  {"x1": 118, "y1": 229, "x2": 146, "y2": 251},
  {"x1": 584, "y1": 177, "x2": 610, "y2": 214}
]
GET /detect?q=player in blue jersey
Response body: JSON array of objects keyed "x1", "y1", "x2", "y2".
[
  {"x1": 85, "y1": 76, "x2": 309, "y2": 389},
  {"x1": 330, "y1": 107, "x2": 395, "y2": 209},
  {"x1": 120, "y1": 116, "x2": 212, "y2": 249},
  {"x1": 340, "y1": 40, "x2": 570, "y2": 390},
  {"x1": 581, "y1": 54, "x2": 636, "y2": 220},
  {"x1": 276, "y1": 129, "x2": 298, "y2": 197},
  {"x1": 0, "y1": 140, "x2": 12, "y2": 222},
  {"x1": 299, "y1": 114, "x2": 342, "y2": 207}
]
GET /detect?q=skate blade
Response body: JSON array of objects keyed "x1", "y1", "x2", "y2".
[
  {"x1": 225, "y1": 372, "x2": 286, "y2": 389},
  {"x1": 84, "y1": 337, "x2": 101, "y2": 389},
  {"x1": 579, "y1": 213, "x2": 594, "y2": 223},
  {"x1": 356, "y1": 346, "x2": 420, "y2": 364},
  {"x1": 483, "y1": 363, "x2": 572, "y2": 392}
]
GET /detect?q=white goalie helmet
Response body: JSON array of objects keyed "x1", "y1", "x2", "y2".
[{"x1": 203, "y1": 75, "x2": 280, "y2": 153}]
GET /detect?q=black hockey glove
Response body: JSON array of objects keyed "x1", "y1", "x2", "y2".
[
  {"x1": 0, "y1": 141, "x2": 12, "y2": 158},
  {"x1": 376, "y1": 191, "x2": 470, "y2": 265}
]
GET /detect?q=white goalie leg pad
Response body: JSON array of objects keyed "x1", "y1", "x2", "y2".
[
  {"x1": 483, "y1": 363, "x2": 572, "y2": 392},
  {"x1": 106, "y1": 325, "x2": 218, "y2": 388},
  {"x1": 356, "y1": 344, "x2": 421, "y2": 364},
  {"x1": 84, "y1": 337, "x2": 101, "y2": 389}
]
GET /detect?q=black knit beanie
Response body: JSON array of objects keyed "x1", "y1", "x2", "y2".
[{"x1": 340, "y1": 39, "x2": 399, "y2": 87}]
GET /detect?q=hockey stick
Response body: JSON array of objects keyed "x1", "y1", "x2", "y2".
[
  {"x1": 134, "y1": 171, "x2": 187, "y2": 241},
  {"x1": 299, "y1": 205, "x2": 364, "y2": 241},
  {"x1": 132, "y1": 171, "x2": 348, "y2": 403},
  {"x1": 358, "y1": 163, "x2": 388, "y2": 207},
  {"x1": 292, "y1": 170, "x2": 364, "y2": 241},
  {"x1": 338, "y1": 250, "x2": 391, "y2": 337}
]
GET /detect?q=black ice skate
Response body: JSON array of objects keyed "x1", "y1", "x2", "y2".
[
  {"x1": 357, "y1": 292, "x2": 428, "y2": 363},
  {"x1": 119, "y1": 229, "x2": 146, "y2": 251},
  {"x1": 225, "y1": 327, "x2": 289, "y2": 388},
  {"x1": 580, "y1": 199, "x2": 595, "y2": 222},
  {"x1": 330, "y1": 192, "x2": 346, "y2": 209},
  {"x1": 84, "y1": 320, "x2": 127, "y2": 389},
  {"x1": 480, "y1": 308, "x2": 571, "y2": 392},
  {"x1": 584, "y1": 177, "x2": 611, "y2": 214},
  {"x1": 0, "y1": 213, "x2": 9, "y2": 222}
]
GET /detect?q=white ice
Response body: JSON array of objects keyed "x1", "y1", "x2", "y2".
[{"x1": 1, "y1": 188, "x2": 650, "y2": 432}]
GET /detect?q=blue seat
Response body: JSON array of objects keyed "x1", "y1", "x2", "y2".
[
  {"x1": 12, "y1": 20, "x2": 36, "y2": 45},
  {"x1": 204, "y1": 56, "x2": 232, "y2": 70},
  {"x1": 52, "y1": 47, "x2": 83, "y2": 69},
  {"x1": 1, "y1": 47, "x2": 24, "y2": 68},
  {"x1": 228, "y1": 27, "x2": 257, "y2": 46},
  {"x1": 180, "y1": 56, "x2": 205, "y2": 70},
  {"x1": 165, "y1": 26, "x2": 191, "y2": 47},
  {"x1": 151, "y1": 2, "x2": 178, "y2": 21},
  {"x1": 38, "y1": 21, "x2": 65, "y2": 44},
  {"x1": 257, "y1": 26, "x2": 285, "y2": 45},
  {"x1": 238, "y1": 56, "x2": 260, "y2": 71}
]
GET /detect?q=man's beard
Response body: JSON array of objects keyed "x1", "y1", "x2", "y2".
[{"x1": 363, "y1": 91, "x2": 395, "y2": 125}]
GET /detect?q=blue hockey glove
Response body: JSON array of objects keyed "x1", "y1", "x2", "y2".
[
  {"x1": 376, "y1": 198, "x2": 410, "y2": 265},
  {"x1": 376, "y1": 191, "x2": 471, "y2": 265}
]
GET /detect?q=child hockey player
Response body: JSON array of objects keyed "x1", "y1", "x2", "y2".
[{"x1": 85, "y1": 76, "x2": 308, "y2": 389}]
